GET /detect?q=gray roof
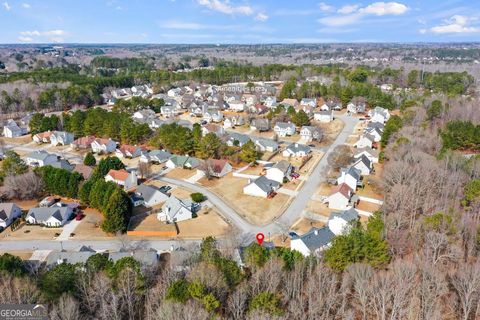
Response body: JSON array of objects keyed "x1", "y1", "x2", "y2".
[
  {"x1": 49, "y1": 159, "x2": 74, "y2": 171},
  {"x1": 147, "y1": 150, "x2": 172, "y2": 161},
  {"x1": 355, "y1": 147, "x2": 379, "y2": 158},
  {"x1": 252, "y1": 137, "x2": 278, "y2": 149},
  {"x1": 26, "y1": 150, "x2": 56, "y2": 161},
  {"x1": 354, "y1": 154, "x2": 372, "y2": 169},
  {"x1": 275, "y1": 122, "x2": 296, "y2": 130},
  {"x1": 285, "y1": 143, "x2": 311, "y2": 154},
  {"x1": 341, "y1": 167, "x2": 362, "y2": 181},
  {"x1": 329, "y1": 207, "x2": 359, "y2": 222},
  {"x1": 107, "y1": 250, "x2": 158, "y2": 267},
  {"x1": 162, "y1": 196, "x2": 193, "y2": 220},
  {"x1": 0, "y1": 203, "x2": 18, "y2": 221},
  {"x1": 367, "y1": 122, "x2": 385, "y2": 131},
  {"x1": 292, "y1": 227, "x2": 335, "y2": 252},
  {"x1": 250, "y1": 176, "x2": 280, "y2": 193},
  {"x1": 228, "y1": 133, "x2": 250, "y2": 145},
  {"x1": 27, "y1": 207, "x2": 72, "y2": 223},
  {"x1": 271, "y1": 160, "x2": 291, "y2": 174},
  {"x1": 46, "y1": 251, "x2": 96, "y2": 267},
  {"x1": 136, "y1": 184, "x2": 168, "y2": 204},
  {"x1": 315, "y1": 110, "x2": 332, "y2": 116}
]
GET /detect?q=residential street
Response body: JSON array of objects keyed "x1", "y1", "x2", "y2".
[{"x1": 0, "y1": 115, "x2": 358, "y2": 252}]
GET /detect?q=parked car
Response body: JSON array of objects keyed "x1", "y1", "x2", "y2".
[
  {"x1": 290, "y1": 173, "x2": 300, "y2": 179},
  {"x1": 159, "y1": 186, "x2": 172, "y2": 193},
  {"x1": 308, "y1": 144, "x2": 315, "y2": 147},
  {"x1": 75, "y1": 213, "x2": 84, "y2": 221}
]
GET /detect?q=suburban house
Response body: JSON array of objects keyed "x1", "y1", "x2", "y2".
[
  {"x1": 140, "y1": 150, "x2": 172, "y2": 164},
  {"x1": 364, "y1": 127, "x2": 383, "y2": 142},
  {"x1": 290, "y1": 227, "x2": 335, "y2": 257},
  {"x1": 354, "y1": 148, "x2": 379, "y2": 164},
  {"x1": 264, "y1": 160, "x2": 292, "y2": 184},
  {"x1": 326, "y1": 183, "x2": 354, "y2": 210},
  {"x1": 71, "y1": 136, "x2": 96, "y2": 150},
  {"x1": 73, "y1": 164, "x2": 93, "y2": 179},
  {"x1": 0, "y1": 203, "x2": 22, "y2": 229},
  {"x1": 228, "y1": 100, "x2": 246, "y2": 112},
  {"x1": 45, "y1": 248, "x2": 97, "y2": 268},
  {"x1": 2, "y1": 119, "x2": 26, "y2": 138},
  {"x1": 25, "y1": 150, "x2": 58, "y2": 167},
  {"x1": 33, "y1": 131, "x2": 52, "y2": 144},
  {"x1": 160, "y1": 105, "x2": 179, "y2": 118},
  {"x1": 242, "y1": 94, "x2": 257, "y2": 106},
  {"x1": 26, "y1": 207, "x2": 73, "y2": 227},
  {"x1": 328, "y1": 208, "x2": 360, "y2": 236},
  {"x1": 50, "y1": 159, "x2": 74, "y2": 171},
  {"x1": 243, "y1": 176, "x2": 280, "y2": 198},
  {"x1": 369, "y1": 107, "x2": 391, "y2": 124},
  {"x1": 227, "y1": 133, "x2": 251, "y2": 147},
  {"x1": 157, "y1": 196, "x2": 195, "y2": 223},
  {"x1": 105, "y1": 169, "x2": 138, "y2": 190},
  {"x1": 203, "y1": 110, "x2": 223, "y2": 123},
  {"x1": 280, "y1": 98, "x2": 299, "y2": 109},
  {"x1": 366, "y1": 121, "x2": 385, "y2": 132},
  {"x1": 273, "y1": 122, "x2": 296, "y2": 137},
  {"x1": 166, "y1": 155, "x2": 201, "y2": 169},
  {"x1": 252, "y1": 138, "x2": 278, "y2": 152},
  {"x1": 91, "y1": 138, "x2": 117, "y2": 154},
  {"x1": 283, "y1": 143, "x2": 312, "y2": 158},
  {"x1": 50, "y1": 131, "x2": 74, "y2": 146},
  {"x1": 133, "y1": 109, "x2": 156, "y2": 120},
  {"x1": 313, "y1": 110, "x2": 333, "y2": 123},
  {"x1": 115, "y1": 144, "x2": 144, "y2": 159},
  {"x1": 263, "y1": 96, "x2": 277, "y2": 108},
  {"x1": 135, "y1": 184, "x2": 169, "y2": 208},
  {"x1": 354, "y1": 134, "x2": 375, "y2": 149},
  {"x1": 337, "y1": 167, "x2": 362, "y2": 191},
  {"x1": 352, "y1": 154, "x2": 373, "y2": 175},
  {"x1": 201, "y1": 123, "x2": 225, "y2": 137},
  {"x1": 250, "y1": 119, "x2": 270, "y2": 132},
  {"x1": 300, "y1": 98, "x2": 317, "y2": 108},
  {"x1": 205, "y1": 159, "x2": 232, "y2": 178},
  {"x1": 300, "y1": 126, "x2": 322, "y2": 142},
  {"x1": 347, "y1": 101, "x2": 366, "y2": 114}
]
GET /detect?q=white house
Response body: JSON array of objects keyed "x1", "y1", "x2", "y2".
[
  {"x1": 32, "y1": 131, "x2": 52, "y2": 144},
  {"x1": 133, "y1": 109, "x2": 156, "y2": 120},
  {"x1": 368, "y1": 107, "x2": 391, "y2": 124},
  {"x1": 273, "y1": 122, "x2": 296, "y2": 137},
  {"x1": 347, "y1": 101, "x2": 366, "y2": 114},
  {"x1": 229, "y1": 100, "x2": 246, "y2": 112},
  {"x1": 250, "y1": 119, "x2": 270, "y2": 132},
  {"x1": 352, "y1": 155, "x2": 373, "y2": 175},
  {"x1": 327, "y1": 183, "x2": 354, "y2": 210},
  {"x1": 205, "y1": 159, "x2": 232, "y2": 178},
  {"x1": 337, "y1": 167, "x2": 362, "y2": 191},
  {"x1": 50, "y1": 131, "x2": 74, "y2": 146},
  {"x1": 265, "y1": 160, "x2": 292, "y2": 184},
  {"x1": 300, "y1": 98, "x2": 316, "y2": 108},
  {"x1": 140, "y1": 150, "x2": 172, "y2": 164},
  {"x1": 135, "y1": 184, "x2": 169, "y2": 208},
  {"x1": 0, "y1": 203, "x2": 22, "y2": 229},
  {"x1": 26, "y1": 207, "x2": 73, "y2": 227},
  {"x1": 283, "y1": 143, "x2": 311, "y2": 158},
  {"x1": 91, "y1": 138, "x2": 117, "y2": 154},
  {"x1": 354, "y1": 148, "x2": 379, "y2": 164},
  {"x1": 243, "y1": 176, "x2": 280, "y2": 198},
  {"x1": 290, "y1": 227, "x2": 335, "y2": 257},
  {"x1": 25, "y1": 150, "x2": 58, "y2": 167},
  {"x1": 264, "y1": 96, "x2": 277, "y2": 108},
  {"x1": 300, "y1": 126, "x2": 322, "y2": 142},
  {"x1": 314, "y1": 110, "x2": 333, "y2": 123},
  {"x1": 2, "y1": 120, "x2": 25, "y2": 138},
  {"x1": 252, "y1": 138, "x2": 278, "y2": 153},
  {"x1": 354, "y1": 134, "x2": 375, "y2": 149},
  {"x1": 157, "y1": 196, "x2": 194, "y2": 223},
  {"x1": 364, "y1": 127, "x2": 382, "y2": 142},
  {"x1": 227, "y1": 133, "x2": 251, "y2": 147},
  {"x1": 328, "y1": 208, "x2": 359, "y2": 236},
  {"x1": 105, "y1": 169, "x2": 138, "y2": 190}
]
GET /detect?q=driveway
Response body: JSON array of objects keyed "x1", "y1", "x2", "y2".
[{"x1": 56, "y1": 220, "x2": 82, "y2": 241}]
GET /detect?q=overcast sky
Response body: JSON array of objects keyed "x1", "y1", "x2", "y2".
[{"x1": 0, "y1": 0, "x2": 479, "y2": 43}]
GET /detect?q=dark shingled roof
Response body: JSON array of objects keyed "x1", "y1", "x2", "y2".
[{"x1": 292, "y1": 227, "x2": 335, "y2": 252}]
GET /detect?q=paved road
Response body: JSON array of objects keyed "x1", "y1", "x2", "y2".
[{"x1": 0, "y1": 115, "x2": 358, "y2": 251}]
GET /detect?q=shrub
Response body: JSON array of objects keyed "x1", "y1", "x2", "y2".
[{"x1": 191, "y1": 193, "x2": 206, "y2": 203}]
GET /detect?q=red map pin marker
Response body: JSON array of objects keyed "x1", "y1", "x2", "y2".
[{"x1": 256, "y1": 233, "x2": 265, "y2": 245}]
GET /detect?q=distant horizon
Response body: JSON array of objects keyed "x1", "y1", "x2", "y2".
[{"x1": 1, "y1": 1, "x2": 479, "y2": 44}]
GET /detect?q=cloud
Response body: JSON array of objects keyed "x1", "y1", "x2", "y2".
[
  {"x1": 196, "y1": 0, "x2": 253, "y2": 15},
  {"x1": 318, "y1": 1, "x2": 408, "y2": 26},
  {"x1": 360, "y1": 2, "x2": 408, "y2": 16},
  {"x1": 21, "y1": 3, "x2": 30, "y2": 8},
  {"x1": 319, "y1": 2, "x2": 335, "y2": 13},
  {"x1": 2, "y1": 2, "x2": 10, "y2": 10},
  {"x1": 18, "y1": 36, "x2": 33, "y2": 42},
  {"x1": 18, "y1": 30, "x2": 68, "y2": 42},
  {"x1": 420, "y1": 15, "x2": 480, "y2": 34},
  {"x1": 255, "y1": 12, "x2": 269, "y2": 22},
  {"x1": 338, "y1": 5, "x2": 359, "y2": 14}
]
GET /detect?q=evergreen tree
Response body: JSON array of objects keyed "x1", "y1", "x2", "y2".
[{"x1": 83, "y1": 152, "x2": 96, "y2": 166}]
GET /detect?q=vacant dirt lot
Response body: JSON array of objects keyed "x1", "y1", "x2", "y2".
[
  {"x1": 199, "y1": 173, "x2": 291, "y2": 225},
  {"x1": 315, "y1": 118, "x2": 345, "y2": 147},
  {"x1": 165, "y1": 168, "x2": 198, "y2": 180},
  {"x1": 128, "y1": 207, "x2": 230, "y2": 239},
  {"x1": 291, "y1": 218, "x2": 325, "y2": 234},
  {"x1": 356, "y1": 201, "x2": 382, "y2": 213}
]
